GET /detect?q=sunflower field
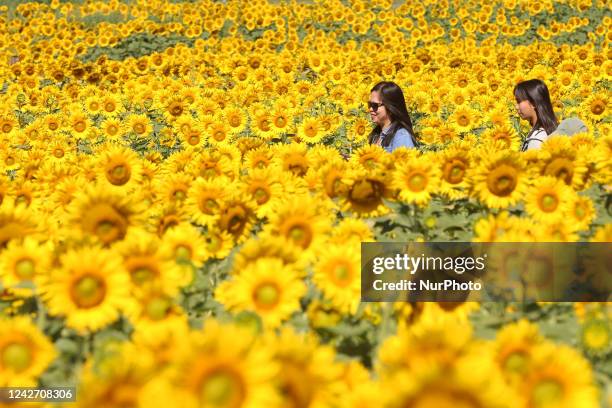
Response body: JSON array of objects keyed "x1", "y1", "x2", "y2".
[{"x1": 0, "y1": 0, "x2": 611, "y2": 406}]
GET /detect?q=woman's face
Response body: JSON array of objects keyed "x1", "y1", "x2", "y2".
[
  {"x1": 515, "y1": 98, "x2": 537, "y2": 125},
  {"x1": 369, "y1": 91, "x2": 391, "y2": 128}
]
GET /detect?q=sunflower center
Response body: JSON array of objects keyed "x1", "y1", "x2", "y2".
[
  {"x1": 146, "y1": 297, "x2": 171, "y2": 321},
  {"x1": 175, "y1": 245, "x2": 192, "y2": 262},
  {"x1": 15, "y1": 258, "x2": 35, "y2": 279},
  {"x1": 253, "y1": 187, "x2": 269, "y2": 204},
  {"x1": 107, "y1": 125, "x2": 118, "y2": 135},
  {"x1": 504, "y1": 351, "x2": 528, "y2": 373},
  {"x1": 229, "y1": 116, "x2": 241, "y2": 127},
  {"x1": 72, "y1": 275, "x2": 106, "y2": 308},
  {"x1": 188, "y1": 135, "x2": 200, "y2": 145},
  {"x1": 53, "y1": 148, "x2": 65, "y2": 158},
  {"x1": 331, "y1": 264, "x2": 352, "y2": 287},
  {"x1": 539, "y1": 193, "x2": 558, "y2": 212},
  {"x1": 574, "y1": 205, "x2": 585, "y2": 219},
  {"x1": 444, "y1": 161, "x2": 466, "y2": 184},
  {"x1": 133, "y1": 123, "x2": 145, "y2": 134},
  {"x1": 486, "y1": 165, "x2": 518, "y2": 197},
  {"x1": 2, "y1": 123, "x2": 13, "y2": 133},
  {"x1": 411, "y1": 391, "x2": 480, "y2": 408},
  {"x1": 304, "y1": 124, "x2": 318, "y2": 138},
  {"x1": 532, "y1": 379, "x2": 564, "y2": 407},
  {"x1": 2, "y1": 343, "x2": 32, "y2": 372},
  {"x1": 253, "y1": 282, "x2": 280, "y2": 310},
  {"x1": 173, "y1": 190, "x2": 186, "y2": 201},
  {"x1": 213, "y1": 130, "x2": 226, "y2": 141},
  {"x1": 275, "y1": 116, "x2": 287, "y2": 127},
  {"x1": 170, "y1": 103, "x2": 183, "y2": 116},
  {"x1": 131, "y1": 267, "x2": 155, "y2": 285},
  {"x1": 259, "y1": 119, "x2": 270, "y2": 132},
  {"x1": 590, "y1": 102, "x2": 604, "y2": 115},
  {"x1": 457, "y1": 115, "x2": 469, "y2": 127},
  {"x1": 73, "y1": 121, "x2": 86, "y2": 132},
  {"x1": 107, "y1": 164, "x2": 131, "y2": 186},
  {"x1": 287, "y1": 223, "x2": 312, "y2": 248},
  {"x1": 407, "y1": 173, "x2": 427, "y2": 192},
  {"x1": 201, "y1": 370, "x2": 245, "y2": 408}
]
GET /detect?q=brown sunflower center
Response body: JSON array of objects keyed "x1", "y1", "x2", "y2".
[
  {"x1": 253, "y1": 187, "x2": 269, "y2": 204},
  {"x1": 188, "y1": 134, "x2": 200, "y2": 145},
  {"x1": 2, "y1": 123, "x2": 13, "y2": 133},
  {"x1": 53, "y1": 148, "x2": 65, "y2": 158},
  {"x1": 275, "y1": 116, "x2": 287, "y2": 128},
  {"x1": 590, "y1": 101, "x2": 604, "y2": 115},
  {"x1": 407, "y1": 172, "x2": 427, "y2": 192},
  {"x1": 304, "y1": 124, "x2": 318, "y2": 138},
  {"x1": 219, "y1": 205, "x2": 249, "y2": 237},
  {"x1": 486, "y1": 165, "x2": 518, "y2": 197},
  {"x1": 2, "y1": 343, "x2": 32, "y2": 372},
  {"x1": 71, "y1": 275, "x2": 106, "y2": 308},
  {"x1": 457, "y1": 115, "x2": 469, "y2": 127},
  {"x1": 443, "y1": 160, "x2": 466, "y2": 184},
  {"x1": 169, "y1": 102, "x2": 183, "y2": 116},
  {"x1": 331, "y1": 264, "x2": 352, "y2": 287},
  {"x1": 348, "y1": 179, "x2": 384, "y2": 208},
  {"x1": 106, "y1": 164, "x2": 131, "y2": 186},
  {"x1": 73, "y1": 120, "x2": 86, "y2": 133},
  {"x1": 107, "y1": 125, "x2": 118, "y2": 135},
  {"x1": 538, "y1": 193, "x2": 558, "y2": 212},
  {"x1": 229, "y1": 116, "x2": 241, "y2": 127},
  {"x1": 133, "y1": 123, "x2": 145, "y2": 134},
  {"x1": 130, "y1": 266, "x2": 156, "y2": 286}
]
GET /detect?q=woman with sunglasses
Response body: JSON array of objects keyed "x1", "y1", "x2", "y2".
[
  {"x1": 514, "y1": 79, "x2": 559, "y2": 151},
  {"x1": 367, "y1": 81, "x2": 418, "y2": 152}
]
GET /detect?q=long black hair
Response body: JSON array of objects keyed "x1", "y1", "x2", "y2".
[
  {"x1": 367, "y1": 81, "x2": 418, "y2": 147},
  {"x1": 513, "y1": 79, "x2": 558, "y2": 135}
]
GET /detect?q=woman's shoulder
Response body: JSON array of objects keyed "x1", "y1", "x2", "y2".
[{"x1": 390, "y1": 126, "x2": 415, "y2": 148}]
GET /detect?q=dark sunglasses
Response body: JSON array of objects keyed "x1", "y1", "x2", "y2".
[{"x1": 367, "y1": 101, "x2": 384, "y2": 112}]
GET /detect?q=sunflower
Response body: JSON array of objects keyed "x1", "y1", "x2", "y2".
[
  {"x1": 68, "y1": 182, "x2": 144, "y2": 246},
  {"x1": 537, "y1": 136, "x2": 589, "y2": 189},
  {"x1": 150, "y1": 320, "x2": 279, "y2": 408},
  {"x1": 163, "y1": 95, "x2": 187, "y2": 122},
  {"x1": 524, "y1": 176, "x2": 576, "y2": 224},
  {"x1": 583, "y1": 92, "x2": 608, "y2": 121},
  {"x1": 126, "y1": 113, "x2": 153, "y2": 137},
  {"x1": 244, "y1": 146, "x2": 274, "y2": 170},
  {"x1": 482, "y1": 124, "x2": 521, "y2": 151},
  {"x1": 68, "y1": 111, "x2": 92, "y2": 138},
  {"x1": 0, "y1": 237, "x2": 51, "y2": 288},
  {"x1": 392, "y1": 153, "x2": 441, "y2": 207},
  {"x1": 493, "y1": 319, "x2": 545, "y2": 383},
  {"x1": 0, "y1": 201, "x2": 39, "y2": 247},
  {"x1": 188, "y1": 150, "x2": 237, "y2": 181},
  {"x1": 154, "y1": 172, "x2": 194, "y2": 208},
  {"x1": 0, "y1": 317, "x2": 56, "y2": 387},
  {"x1": 382, "y1": 356, "x2": 517, "y2": 408},
  {"x1": 231, "y1": 235, "x2": 306, "y2": 277},
  {"x1": 313, "y1": 243, "x2": 361, "y2": 315},
  {"x1": 273, "y1": 143, "x2": 311, "y2": 177},
  {"x1": 159, "y1": 222, "x2": 208, "y2": 268},
  {"x1": 97, "y1": 145, "x2": 143, "y2": 190},
  {"x1": 185, "y1": 177, "x2": 231, "y2": 227},
  {"x1": 202, "y1": 227, "x2": 234, "y2": 260},
  {"x1": 222, "y1": 106, "x2": 247, "y2": 134},
  {"x1": 100, "y1": 117, "x2": 124, "y2": 140},
  {"x1": 264, "y1": 328, "x2": 345, "y2": 408},
  {"x1": 240, "y1": 167, "x2": 283, "y2": 219},
  {"x1": 114, "y1": 228, "x2": 188, "y2": 296},
  {"x1": 126, "y1": 287, "x2": 188, "y2": 342},
  {"x1": 349, "y1": 144, "x2": 391, "y2": 173},
  {"x1": 329, "y1": 218, "x2": 373, "y2": 244},
  {"x1": 436, "y1": 145, "x2": 471, "y2": 200},
  {"x1": 263, "y1": 195, "x2": 331, "y2": 258},
  {"x1": 340, "y1": 167, "x2": 393, "y2": 218},
  {"x1": 216, "y1": 258, "x2": 305, "y2": 328},
  {"x1": 215, "y1": 195, "x2": 257, "y2": 245},
  {"x1": 470, "y1": 150, "x2": 527, "y2": 209},
  {"x1": 250, "y1": 112, "x2": 276, "y2": 140},
  {"x1": 100, "y1": 94, "x2": 122, "y2": 117},
  {"x1": 298, "y1": 117, "x2": 326, "y2": 144},
  {"x1": 42, "y1": 246, "x2": 132, "y2": 333},
  {"x1": 520, "y1": 343, "x2": 598, "y2": 408},
  {"x1": 148, "y1": 203, "x2": 190, "y2": 237},
  {"x1": 347, "y1": 117, "x2": 371, "y2": 143},
  {"x1": 580, "y1": 317, "x2": 611, "y2": 357},
  {"x1": 449, "y1": 105, "x2": 480, "y2": 134},
  {"x1": 208, "y1": 121, "x2": 232, "y2": 145}
]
